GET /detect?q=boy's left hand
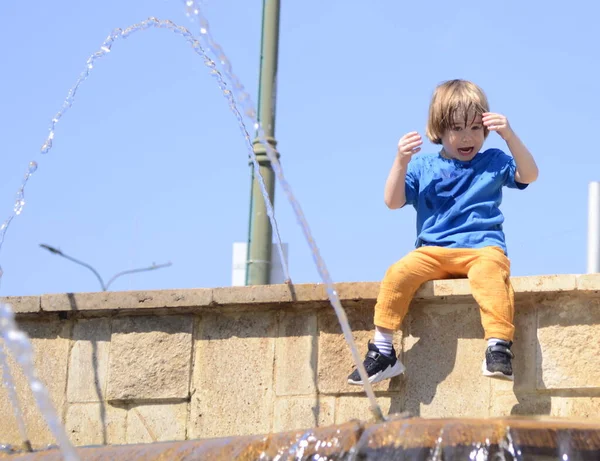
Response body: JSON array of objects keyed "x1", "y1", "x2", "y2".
[{"x1": 482, "y1": 112, "x2": 514, "y2": 141}]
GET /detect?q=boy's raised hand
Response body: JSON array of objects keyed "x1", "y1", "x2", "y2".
[
  {"x1": 482, "y1": 113, "x2": 515, "y2": 141},
  {"x1": 397, "y1": 132, "x2": 422, "y2": 163}
]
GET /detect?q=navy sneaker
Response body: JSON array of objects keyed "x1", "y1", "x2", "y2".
[
  {"x1": 482, "y1": 340, "x2": 514, "y2": 381},
  {"x1": 347, "y1": 341, "x2": 405, "y2": 385}
]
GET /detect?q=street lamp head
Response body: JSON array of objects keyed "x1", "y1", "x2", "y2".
[{"x1": 39, "y1": 244, "x2": 63, "y2": 255}]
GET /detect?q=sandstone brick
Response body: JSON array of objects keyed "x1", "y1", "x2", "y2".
[
  {"x1": 537, "y1": 297, "x2": 600, "y2": 389},
  {"x1": 334, "y1": 283, "x2": 379, "y2": 301},
  {"x1": 0, "y1": 320, "x2": 70, "y2": 448},
  {"x1": 64, "y1": 402, "x2": 126, "y2": 446},
  {"x1": 106, "y1": 315, "x2": 193, "y2": 400},
  {"x1": 403, "y1": 303, "x2": 490, "y2": 418},
  {"x1": 416, "y1": 279, "x2": 472, "y2": 298},
  {"x1": 576, "y1": 274, "x2": 600, "y2": 292},
  {"x1": 489, "y1": 392, "x2": 552, "y2": 416},
  {"x1": 317, "y1": 306, "x2": 404, "y2": 394},
  {"x1": 67, "y1": 319, "x2": 111, "y2": 403},
  {"x1": 275, "y1": 311, "x2": 317, "y2": 396},
  {"x1": 126, "y1": 403, "x2": 187, "y2": 443},
  {"x1": 212, "y1": 284, "x2": 295, "y2": 306},
  {"x1": 41, "y1": 289, "x2": 212, "y2": 312},
  {"x1": 550, "y1": 396, "x2": 600, "y2": 418},
  {"x1": 0, "y1": 296, "x2": 40, "y2": 314},
  {"x1": 512, "y1": 275, "x2": 577, "y2": 293},
  {"x1": 335, "y1": 396, "x2": 399, "y2": 424},
  {"x1": 190, "y1": 312, "x2": 276, "y2": 438},
  {"x1": 272, "y1": 397, "x2": 335, "y2": 432}
]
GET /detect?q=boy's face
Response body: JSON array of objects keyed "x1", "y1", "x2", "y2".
[{"x1": 440, "y1": 111, "x2": 485, "y2": 162}]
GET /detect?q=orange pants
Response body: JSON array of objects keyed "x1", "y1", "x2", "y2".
[{"x1": 374, "y1": 246, "x2": 515, "y2": 340}]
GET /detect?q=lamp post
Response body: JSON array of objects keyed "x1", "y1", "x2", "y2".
[
  {"x1": 245, "y1": 0, "x2": 281, "y2": 285},
  {"x1": 39, "y1": 244, "x2": 172, "y2": 291}
]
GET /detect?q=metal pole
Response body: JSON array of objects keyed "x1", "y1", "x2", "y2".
[
  {"x1": 588, "y1": 181, "x2": 600, "y2": 273},
  {"x1": 246, "y1": 0, "x2": 280, "y2": 285}
]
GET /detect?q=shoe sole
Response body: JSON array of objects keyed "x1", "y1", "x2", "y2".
[
  {"x1": 481, "y1": 359, "x2": 514, "y2": 381},
  {"x1": 347, "y1": 360, "x2": 406, "y2": 386}
]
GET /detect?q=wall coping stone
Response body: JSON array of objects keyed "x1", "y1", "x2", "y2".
[{"x1": 1, "y1": 274, "x2": 598, "y2": 317}]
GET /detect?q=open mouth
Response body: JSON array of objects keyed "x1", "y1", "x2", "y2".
[{"x1": 458, "y1": 147, "x2": 474, "y2": 156}]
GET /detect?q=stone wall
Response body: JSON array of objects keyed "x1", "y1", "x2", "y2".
[{"x1": 0, "y1": 274, "x2": 599, "y2": 448}]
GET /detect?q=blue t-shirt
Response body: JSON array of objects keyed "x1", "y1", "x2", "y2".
[{"x1": 403, "y1": 148, "x2": 527, "y2": 254}]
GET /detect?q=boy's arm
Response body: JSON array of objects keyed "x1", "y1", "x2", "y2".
[
  {"x1": 483, "y1": 113, "x2": 539, "y2": 184},
  {"x1": 384, "y1": 155, "x2": 410, "y2": 209},
  {"x1": 504, "y1": 132, "x2": 538, "y2": 184},
  {"x1": 385, "y1": 132, "x2": 422, "y2": 209}
]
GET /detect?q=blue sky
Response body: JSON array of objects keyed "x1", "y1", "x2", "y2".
[{"x1": 0, "y1": 0, "x2": 598, "y2": 296}]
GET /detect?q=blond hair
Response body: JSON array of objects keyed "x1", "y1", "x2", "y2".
[{"x1": 426, "y1": 79, "x2": 490, "y2": 144}]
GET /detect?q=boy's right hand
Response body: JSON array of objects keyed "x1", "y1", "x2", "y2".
[{"x1": 397, "y1": 132, "x2": 422, "y2": 163}]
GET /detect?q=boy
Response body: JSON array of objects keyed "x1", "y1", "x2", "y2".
[{"x1": 348, "y1": 79, "x2": 538, "y2": 384}]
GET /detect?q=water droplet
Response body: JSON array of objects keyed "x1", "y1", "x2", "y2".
[
  {"x1": 14, "y1": 200, "x2": 25, "y2": 215},
  {"x1": 30, "y1": 381, "x2": 43, "y2": 393},
  {"x1": 7, "y1": 330, "x2": 26, "y2": 343},
  {"x1": 200, "y1": 27, "x2": 208, "y2": 34},
  {"x1": 28, "y1": 162, "x2": 38, "y2": 174},
  {"x1": 41, "y1": 140, "x2": 52, "y2": 154}
]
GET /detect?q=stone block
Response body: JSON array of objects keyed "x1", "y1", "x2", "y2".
[
  {"x1": 403, "y1": 302, "x2": 490, "y2": 418},
  {"x1": 416, "y1": 279, "x2": 472, "y2": 299},
  {"x1": 64, "y1": 403, "x2": 126, "y2": 446},
  {"x1": 287, "y1": 284, "x2": 327, "y2": 303},
  {"x1": 272, "y1": 397, "x2": 335, "y2": 432},
  {"x1": 512, "y1": 275, "x2": 577, "y2": 294},
  {"x1": 577, "y1": 274, "x2": 600, "y2": 292},
  {"x1": 106, "y1": 315, "x2": 193, "y2": 400},
  {"x1": 537, "y1": 297, "x2": 600, "y2": 389},
  {"x1": 212, "y1": 284, "x2": 295, "y2": 306},
  {"x1": 190, "y1": 312, "x2": 277, "y2": 438},
  {"x1": 317, "y1": 306, "x2": 404, "y2": 394},
  {"x1": 41, "y1": 289, "x2": 212, "y2": 312},
  {"x1": 489, "y1": 392, "x2": 552, "y2": 417},
  {"x1": 550, "y1": 396, "x2": 600, "y2": 418},
  {"x1": 0, "y1": 320, "x2": 70, "y2": 448},
  {"x1": 334, "y1": 283, "x2": 379, "y2": 301},
  {"x1": 67, "y1": 319, "x2": 111, "y2": 403},
  {"x1": 126, "y1": 403, "x2": 187, "y2": 444},
  {"x1": 0, "y1": 296, "x2": 40, "y2": 314},
  {"x1": 335, "y1": 397, "x2": 399, "y2": 424},
  {"x1": 275, "y1": 311, "x2": 317, "y2": 396}
]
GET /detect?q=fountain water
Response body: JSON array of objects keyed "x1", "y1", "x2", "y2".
[{"x1": 2, "y1": 417, "x2": 600, "y2": 460}]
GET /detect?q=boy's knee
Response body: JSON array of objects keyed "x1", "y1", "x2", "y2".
[{"x1": 386, "y1": 252, "x2": 422, "y2": 276}]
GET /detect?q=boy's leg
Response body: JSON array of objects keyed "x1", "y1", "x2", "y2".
[
  {"x1": 374, "y1": 247, "x2": 451, "y2": 331},
  {"x1": 348, "y1": 247, "x2": 451, "y2": 385},
  {"x1": 465, "y1": 247, "x2": 515, "y2": 381}
]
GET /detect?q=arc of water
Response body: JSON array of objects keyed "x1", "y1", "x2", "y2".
[
  {"x1": 0, "y1": 20, "x2": 290, "y2": 287},
  {"x1": 183, "y1": 2, "x2": 384, "y2": 421},
  {"x1": 0, "y1": 17, "x2": 292, "y2": 457},
  {"x1": 0, "y1": 304, "x2": 79, "y2": 461},
  {"x1": 0, "y1": 341, "x2": 30, "y2": 451}
]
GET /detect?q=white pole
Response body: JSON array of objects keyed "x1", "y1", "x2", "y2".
[{"x1": 587, "y1": 182, "x2": 600, "y2": 273}]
